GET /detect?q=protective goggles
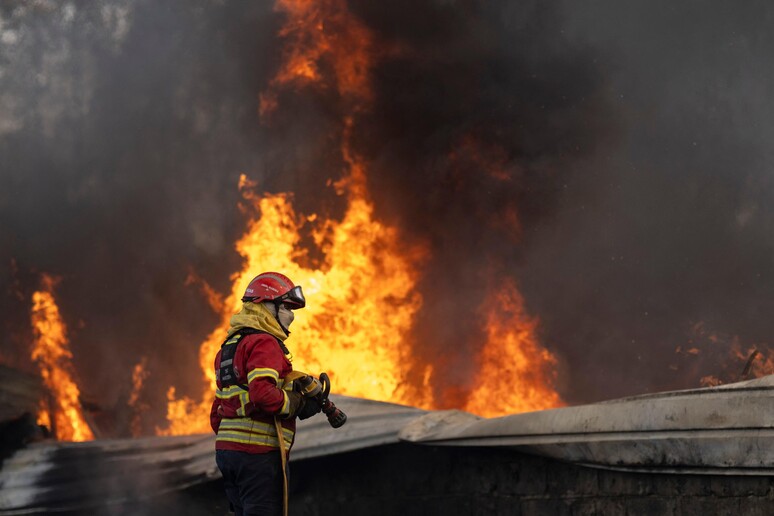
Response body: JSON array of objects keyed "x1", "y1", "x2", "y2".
[{"x1": 276, "y1": 285, "x2": 305, "y2": 309}]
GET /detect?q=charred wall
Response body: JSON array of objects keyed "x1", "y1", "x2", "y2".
[
  {"x1": 128, "y1": 444, "x2": 774, "y2": 516},
  {"x1": 286, "y1": 445, "x2": 774, "y2": 516},
  {"x1": 7, "y1": 438, "x2": 774, "y2": 515}
]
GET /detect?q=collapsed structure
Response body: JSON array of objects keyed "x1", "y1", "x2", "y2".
[{"x1": 3, "y1": 375, "x2": 774, "y2": 514}]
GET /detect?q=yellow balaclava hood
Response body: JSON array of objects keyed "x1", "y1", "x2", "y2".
[{"x1": 228, "y1": 301, "x2": 288, "y2": 342}]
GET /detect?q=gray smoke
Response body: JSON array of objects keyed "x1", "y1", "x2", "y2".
[
  {"x1": 0, "y1": 1, "x2": 280, "y2": 433},
  {"x1": 518, "y1": 1, "x2": 774, "y2": 402}
]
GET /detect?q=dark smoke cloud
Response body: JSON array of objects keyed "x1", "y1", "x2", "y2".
[
  {"x1": 283, "y1": 0, "x2": 774, "y2": 404},
  {"x1": 516, "y1": 0, "x2": 774, "y2": 402},
  {"x1": 2, "y1": 0, "x2": 773, "y2": 433},
  {"x1": 0, "y1": 0, "x2": 281, "y2": 431},
  {"x1": 346, "y1": 0, "x2": 614, "y2": 402}
]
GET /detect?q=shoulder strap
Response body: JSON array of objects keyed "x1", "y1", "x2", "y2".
[
  {"x1": 218, "y1": 333, "x2": 250, "y2": 391},
  {"x1": 239, "y1": 327, "x2": 292, "y2": 356},
  {"x1": 217, "y1": 329, "x2": 290, "y2": 392}
]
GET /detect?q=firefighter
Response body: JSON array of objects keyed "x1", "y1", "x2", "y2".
[{"x1": 210, "y1": 272, "x2": 321, "y2": 516}]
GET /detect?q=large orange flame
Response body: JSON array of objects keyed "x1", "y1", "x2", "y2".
[
  {"x1": 31, "y1": 274, "x2": 94, "y2": 442},
  {"x1": 465, "y1": 280, "x2": 562, "y2": 416},
  {"x1": 160, "y1": 184, "x2": 429, "y2": 435},
  {"x1": 159, "y1": 0, "x2": 561, "y2": 434}
]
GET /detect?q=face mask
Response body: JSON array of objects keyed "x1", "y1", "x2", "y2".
[{"x1": 278, "y1": 305, "x2": 295, "y2": 329}]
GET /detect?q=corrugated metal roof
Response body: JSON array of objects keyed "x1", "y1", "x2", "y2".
[
  {"x1": 291, "y1": 395, "x2": 425, "y2": 460},
  {"x1": 4, "y1": 376, "x2": 774, "y2": 513},
  {"x1": 0, "y1": 394, "x2": 425, "y2": 514},
  {"x1": 0, "y1": 365, "x2": 42, "y2": 423},
  {"x1": 400, "y1": 375, "x2": 774, "y2": 475},
  {"x1": 0, "y1": 433, "x2": 216, "y2": 514}
]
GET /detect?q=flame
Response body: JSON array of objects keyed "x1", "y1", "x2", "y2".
[
  {"x1": 259, "y1": 0, "x2": 373, "y2": 117},
  {"x1": 465, "y1": 280, "x2": 562, "y2": 417},
  {"x1": 699, "y1": 375, "x2": 723, "y2": 387},
  {"x1": 159, "y1": 0, "x2": 562, "y2": 434},
  {"x1": 158, "y1": 386, "x2": 193, "y2": 436},
  {"x1": 36, "y1": 403, "x2": 51, "y2": 429},
  {"x1": 185, "y1": 271, "x2": 226, "y2": 314},
  {"x1": 30, "y1": 274, "x2": 93, "y2": 442},
  {"x1": 129, "y1": 357, "x2": 149, "y2": 407},
  {"x1": 741, "y1": 347, "x2": 774, "y2": 378},
  {"x1": 685, "y1": 323, "x2": 774, "y2": 387},
  {"x1": 699, "y1": 344, "x2": 774, "y2": 388},
  {"x1": 128, "y1": 357, "x2": 149, "y2": 437},
  {"x1": 160, "y1": 186, "x2": 429, "y2": 434}
]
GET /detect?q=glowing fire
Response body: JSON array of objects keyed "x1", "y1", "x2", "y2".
[
  {"x1": 36, "y1": 403, "x2": 51, "y2": 429},
  {"x1": 465, "y1": 280, "x2": 561, "y2": 416},
  {"x1": 678, "y1": 323, "x2": 774, "y2": 387},
  {"x1": 129, "y1": 357, "x2": 150, "y2": 437},
  {"x1": 31, "y1": 274, "x2": 93, "y2": 442},
  {"x1": 698, "y1": 344, "x2": 774, "y2": 387},
  {"x1": 160, "y1": 0, "x2": 561, "y2": 434},
  {"x1": 160, "y1": 186, "x2": 429, "y2": 434},
  {"x1": 129, "y1": 357, "x2": 149, "y2": 408},
  {"x1": 259, "y1": 0, "x2": 373, "y2": 117}
]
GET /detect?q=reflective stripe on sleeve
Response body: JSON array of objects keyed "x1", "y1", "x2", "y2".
[
  {"x1": 236, "y1": 390, "x2": 249, "y2": 416},
  {"x1": 247, "y1": 367, "x2": 280, "y2": 383},
  {"x1": 278, "y1": 390, "x2": 290, "y2": 416}
]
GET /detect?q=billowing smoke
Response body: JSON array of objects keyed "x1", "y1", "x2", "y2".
[
  {"x1": 516, "y1": 1, "x2": 774, "y2": 402},
  {"x1": 345, "y1": 1, "x2": 614, "y2": 401},
  {"x1": 2, "y1": 0, "x2": 774, "y2": 433},
  {"x1": 0, "y1": 1, "x2": 281, "y2": 433}
]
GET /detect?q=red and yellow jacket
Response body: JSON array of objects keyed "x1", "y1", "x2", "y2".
[{"x1": 210, "y1": 302, "x2": 296, "y2": 454}]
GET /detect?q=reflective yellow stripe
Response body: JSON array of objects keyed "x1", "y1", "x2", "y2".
[
  {"x1": 217, "y1": 417, "x2": 294, "y2": 448},
  {"x1": 224, "y1": 335, "x2": 240, "y2": 345},
  {"x1": 217, "y1": 432, "x2": 282, "y2": 447},
  {"x1": 216, "y1": 433, "x2": 293, "y2": 448},
  {"x1": 236, "y1": 390, "x2": 249, "y2": 416},
  {"x1": 219, "y1": 419, "x2": 294, "y2": 439},
  {"x1": 278, "y1": 390, "x2": 290, "y2": 416},
  {"x1": 248, "y1": 368, "x2": 279, "y2": 383},
  {"x1": 215, "y1": 385, "x2": 245, "y2": 399}
]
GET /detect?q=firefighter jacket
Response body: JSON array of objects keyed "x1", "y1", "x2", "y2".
[{"x1": 210, "y1": 301, "x2": 296, "y2": 454}]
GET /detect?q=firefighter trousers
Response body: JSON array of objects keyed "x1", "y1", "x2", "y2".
[{"x1": 216, "y1": 449, "x2": 284, "y2": 516}]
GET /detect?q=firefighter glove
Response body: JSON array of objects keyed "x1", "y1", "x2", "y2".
[
  {"x1": 285, "y1": 391, "x2": 305, "y2": 419},
  {"x1": 297, "y1": 397, "x2": 323, "y2": 420}
]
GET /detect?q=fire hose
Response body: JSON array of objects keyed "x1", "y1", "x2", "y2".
[{"x1": 275, "y1": 371, "x2": 347, "y2": 516}]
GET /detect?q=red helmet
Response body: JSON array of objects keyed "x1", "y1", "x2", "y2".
[{"x1": 241, "y1": 272, "x2": 306, "y2": 308}]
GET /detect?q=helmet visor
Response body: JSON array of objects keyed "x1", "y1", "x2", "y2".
[{"x1": 278, "y1": 285, "x2": 306, "y2": 309}]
